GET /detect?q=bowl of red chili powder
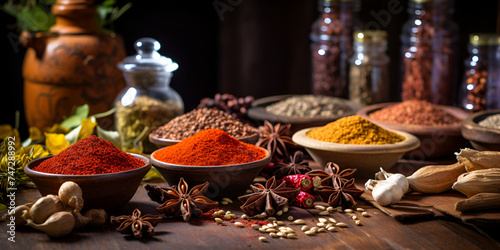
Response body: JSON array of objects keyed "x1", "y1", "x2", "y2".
[
  {"x1": 357, "y1": 101, "x2": 469, "y2": 159},
  {"x1": 25, "y1": 135, "x2": 151, "y2": 210},
  {"x1": 150, "y1": 129, "x2": 271, "y2": 199}
]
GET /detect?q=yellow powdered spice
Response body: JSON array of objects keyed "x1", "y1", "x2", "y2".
[{"x1": 306, "y1": 115, "x2": 404, "y2": 145}]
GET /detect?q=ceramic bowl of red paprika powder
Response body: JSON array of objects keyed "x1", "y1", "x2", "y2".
[
  {"x1": 24, "y1": 136, "x2": 151, "y2": 210},
  {"x1": 357, "y1": 101, "x2": 469, "y2": 159},
  {"x1": 150, "y1": 129, "x2": 271, "y2": 199}
]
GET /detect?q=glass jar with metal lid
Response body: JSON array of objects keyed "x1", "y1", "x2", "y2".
[
  {"x1": 459, "y1": 34, "x2": 500, "y2": 111},
  {"x1": 114, "y1": 37, "x2": 184, "y2": 153},
  {"x1": 349, "y1": 30, "x2": 389, "y2": 105},
  {"x1": 400, "y1": 0, "x2": 458, "y2": 105},
  {"x1": 310, "y1": 0, "x2": 361, "y2": 98}
]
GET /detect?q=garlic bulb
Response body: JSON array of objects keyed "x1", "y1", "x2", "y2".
[
  {"x1": 26, "y1": 211, "x2": 75, "y2": 237},
  {"x1": 371, "y1": 181, "x2": 404, "y2": 206},
  {"x1": 30, "y1": 196, "x2": 64, "y2": 224},
  {"x1": 386, "y1": 174, "x2": 409, "y2": 194},
  {"x1": 58, "y1": 181, "x2": 84, "y2": 213}
]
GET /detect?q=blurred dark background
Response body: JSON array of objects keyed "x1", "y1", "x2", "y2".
[{"x1": 0, "y1": 0, "x2": 498, "y2": 139}]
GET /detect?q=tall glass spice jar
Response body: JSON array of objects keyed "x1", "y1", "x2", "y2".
[
  {"x1": 349, "y1": 30, "x2": 390, "y2": 105},
  {"x1": 115, "y1": 38, "x2": 184, "y2": 153},
  {"x1": 400, "y1": 0, "x2": 458, "y2": 105},
  {"x1": 458, "y1": 34, "x2": 499, "y2": 111},
  {"x1": 310, "y1": 0, "x2": 360, "y2": 98}
]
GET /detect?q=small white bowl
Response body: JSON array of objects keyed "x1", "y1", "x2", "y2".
[{"x1": 292, "y1": 127, "x2": 420, "y2": 178}]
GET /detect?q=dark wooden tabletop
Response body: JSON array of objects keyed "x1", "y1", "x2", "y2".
[{"x1": 1, "y1": 177, "x2": 499, "y2": 250}]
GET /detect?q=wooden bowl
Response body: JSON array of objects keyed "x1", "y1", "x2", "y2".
[
  {"x1": 247, "y1": 95, "x2": 362, "y2": 133},
  {"x1": 462, "y1": 109, "x2": 500, "y2": 151},
  {"x1": 24, "y1": 154, "x2": 151, "y2": 211},
  {"x1": 357, "y1": 103, "x2": 469, "y2": 159},
  {"x1": 150, "y1": 148, "x2": 271, "y2": 199},
  {"x1": 292, "y1": 127, "x2": 420, "y2": 178},
  {"x1": 149, "y1": 132, "x2": 259, "y2": 147}
]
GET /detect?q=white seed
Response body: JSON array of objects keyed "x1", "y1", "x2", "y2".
[
  {"x1": 318, "y1": 228, "x2": 326, "y2": 233},
  {"x1": 259, "y1": 236, "x2": 268, "y2": 242},
  {"x1": 235, "y1": 222, "x2": 245, "y2": 228},
  {"x1": 278, "y1": 226, "x2": 287, "y2": 231},
  {"x1": 251, "y1": 224, "x2": 260, "y2": 230},
  {"x1": 221, "y1": 201, "x2": 228, "y2": 205},
  {"x1": 287, "y1": 216, "x2": 294, "y2": 221},
  {"x1": 362, "y1": 212, "x2": 369, "y2": 217},
  {"x1": 326, "y1": 223, "x2": 334, "y2": 228},
  {"x1": 336, "y1": 222, "x2": 348, "y2": 228},
  {"x1": 276, "y1": 221, "x2": 285, "y2": 226},
  {"x1": 222, "y1": 197, "x2": 233, "y2": 204},
  {"x1": 241, "y1": 214, "x2": 249, "y2": 220},
  {"x1": 286, "y1": 233, "x2": 297, "y2": 239},
  {"x1": 215, "y1": 218, "x2": 223, "y2": 224},
  {"x1": 336, "y1": 207, "x2": 343, "y2": 212},
  {"x1": 225, "y1": 211, "x2": 232, "y2": 215},
  {"x1": 293, "y1": 219, "x2": 305, "y2": 225},
  {"x1": 267, "y1": 217, "x2": 277, "y2": 222},
  {"x1": 262, "y1": 226, "x2": 269, "y2": 230},
  {"x1": 276, "y1": 210, "x2": 283, "y2": 216},
  {"x1": 266, "y1": 223, "x2": 275, "y2": 228},
  {"x1": 305, "y1": 230, "x2": 316, "y2": 236},
  {"x1": 355, "y1": 220, "x2": 362, "y2": 226},
  {"x1": 318, "y1": 211, "x2": 330, "y2": 216},
  {"x1": 310, "y1": 227, "x2": 320, "y2": 233},
  {"x1": 317, "y1": 222, "x2": 325, "y2": 227},
  {"x1": 277, "y1": 232, "x2": 285, "y2": 237},
  {"x1": 224, "y1": 214, "x2": 232, "y2": 220},
  {"x1": 301, "y1": 226, "x2": 310, "y2": 231},
  {"x1": 326, "y1": 206, "x2": 334, "y2": 212},
  {"x1": 314, "y1": 205, "x2": 326, "y2": 210},
  {"x1": 266, "y1": 228, "x2": 277, "y2": 233},
  {"x1": 328, "y1": 218, "x2": 337, "y2": 223},
  {"x1": 285, "y1": 228, "x2": 295, "y2": 234},
  {"x1": 356, "y1": 208, "x2": 365, "y2": 212},
  {"x1": 273, "y1": 221, "x2": 278, "y2": 227},
  {"x1": 327, "y1": 226, "x2": 336, "y2": 232},
  {"x1": 344, "y1": 209, "x2": 353, "y2": 213},
  {"x1": 352, "y1": 215, "x2": 358, "y2": 220},
  {"x1": 270, "y1": 232, "x2": 278, "y2": 238},
  {"x1": 283, "y1": 206, "x2": 289, "y2": 213},
  {"x1": 255, "y1": 213, "x2": 267, "y2": 219},
  {"x1": 259, "y1": 228, "x2": 267, "y2": 233},
  {"x1": 217, "y1": 210, "x2": 225, "y2": 216}
]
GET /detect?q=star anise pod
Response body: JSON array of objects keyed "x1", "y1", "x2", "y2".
[
  {"x1": 314, "y1": 178, "x2": 364, "y2": 209},
  {"x1": 255, "y1": 120, "x2": 296, "y2": 159},
  {"x1": 307, "y1": 162, "x2": 356, "y2": 187},
  {"x1": 110, "y1": 209, "x2": 163, "y2": 239},
  {"x1": 145, "y1": 178, "x2": 219, "y2": 222},
  {"x1": 238, "y1": 176, "x2": 300, "y2": 216},
  {"x1": 272, "y1": 151, "x2": 311, "y2": 179}
]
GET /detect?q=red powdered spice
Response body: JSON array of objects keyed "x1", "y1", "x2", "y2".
[
  {"x1": 33, "y1": 135, "x2": 144, "y2": 175},
  {"x1": 153, "y1": 129, "x2": 267, "y2": 166}
]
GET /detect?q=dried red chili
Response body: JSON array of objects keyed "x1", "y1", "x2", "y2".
[
  {"x1": 33, "y1": 135, "x2": 144, "y2": 175},
  {"x1": 153, "y1": 129, "x2": 266, "y2": 166},
  {"x1": 293, "y1": 191, "x2": 315, "y2": 208}
]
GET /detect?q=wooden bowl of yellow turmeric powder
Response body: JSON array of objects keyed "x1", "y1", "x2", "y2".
[{"x1": 292, "y1": 115, "x2": 420, "y2": 177}]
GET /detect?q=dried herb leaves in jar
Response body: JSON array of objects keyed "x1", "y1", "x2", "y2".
[
  {"x1": 116, "y1": 95, "x2": 183, "y2": 151},
  {"x1": 265, "y1": 95, "x2": 353, "y2": 118},
  {"x1": 369, "y1": 100, "x2": 460, "y2": 126},
  {"x1": 150, "y1": 108, "x2": 257, "y2": 140}
]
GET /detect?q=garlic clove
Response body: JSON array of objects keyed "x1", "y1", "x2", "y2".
[
  {"x1": 371, "y1": 181, "x2": 404, "y2": 206},
  {"x1": 387, "y1": 174, "x2": 410, "y2": 194},
  {"x1": 2, "y1": 204, "x2": 32, "y2": 226},
  {"x1": 30, "y1": 196, "x2": 64, "y2": 224},
  {"x1": 26, "y1": 211, "x2": 75, "y2": 237}
]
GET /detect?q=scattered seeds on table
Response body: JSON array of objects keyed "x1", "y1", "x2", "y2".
[
  {"x1": 277, "y1": 232, "x2": 285, "y2": 237},
  {"x1": 288, "y1": 216, "x2": 294, "y2": 221},
  {"x1": 241, "y1": 214, "x2": 249, "y2": 220},
  {"x1": 355, "y1": 220, "x2": 362, "y2": 226},
  {"x1": 326, "y1": 206, "x2": 334, "y2": 212},
  {"x1": 318, "y1": 228, "x2": 326, "y2": 233},
  {"x1": 305, "y1": 230, "x2": 316, "y2": 236},
  {"x1": 222, "y1": 197, "x2": 233, "y2": 204},
  {"x1": 215, "y1": 218, "x2": 223, "y2": 224},
  {"x1": 266, "y1": 228, "x2": 277, "y2": 233},
  {"x1": 319, "y1": 211, "x2": 330, "y2": 216},
  {"x1": 344, "y1": 209, "x2": 353, "y2": 213},
  {"x1": 328, "y1": 218, "x2": 337, "y2": 223},
  {"x1": 276, "y1": 210, "x2": 283, "y2": 216},
  {"x1": 259, "y1": 228, "x2": 267, "y2": 233},
  {"x1": 283, "y1": 206, "x2": 289, "y2": 213},
  {"x1": 318, "y1": 218, "x2": 327, "y2": 223},
  {"x1": 352, "y1": 215, "x2": 358, "y2": 220},
  {"x1": 259, "y1": 236, "x2": 268, "y2": 242},
  {"x1": 221, "y1": 201, "x2": 228, "y2": 205},
  {"x1": 251, "y1": 224, "x2": 260, "y2": 230},
  {"x1": 235, "y1": 222, "x2": 245, "y2": 228},
  {"x1": 356, "y1": 208, "x2": 365, "y2": 212},
  {"x1": 317, "y1": 222, "x2": 325, "y2": 227},
  {"x1": 362, "y1": 212, "x2": 369, "y2": 217},
  {"x1": 336, "y1": 222, "x2": 348, "y2": 228},
  {"x1": 276, "y1": 221, "x2": 285, "y2": 226},
  {"x1": 314, "y1": 205, "x2": 326, "y2": 210},
  {"x1": 311, "y1": 227, "x2": 320, "y2": 233},
  {"x1": 270, "y1": 232, "x2": 278, "y2": 238},
  {"x1": 294, "y1": 219, "x2": 305, "y2": 225},
  {"x1": 287, "y1": 234, "x2": 298, "y2": 239},
  {"x1": 327, "y1": 226, "x2": 336, "y2": 232},
  {"x1": 301, "y1": 226, "x2": 310, "y2": 231}
]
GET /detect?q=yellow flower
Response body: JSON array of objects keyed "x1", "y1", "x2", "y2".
[
  {"x1": 29, "y1": 127, "x2": 43, "y2": 141},
  {"x1": 77, "y1": 118, "x2": 97, "y2": 141},
  {"x1": 45, "y1": 133, "x2": 69, "y2": 155}
]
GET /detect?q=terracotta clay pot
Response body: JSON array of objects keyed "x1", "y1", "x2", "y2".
[{"x1": 21, "y1": 0, "x2": 126, "y2": 129}]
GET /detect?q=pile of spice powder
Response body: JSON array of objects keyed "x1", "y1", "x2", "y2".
[
  {"x1": 306, "y1": 115, "x2": 404, "y2": 145},
  {"x1": 153, "y1": 129, "x2": 266, "y2": 166},
  {"x1": 369, "y1": 100, "x2": 460, "y2": 126},
  {"x1": 478, "y1": 114, "x2": 500, "y2": 130},
  {"x1": 150, "y1": 108, "x2": 257, "y2": 140},
  {"x1": 33, "y1": 135, "x2": 144, "y2": 175}
]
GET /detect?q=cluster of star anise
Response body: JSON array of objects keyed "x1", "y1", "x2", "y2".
[
  {"x1": 307, "y1": 162, "x2": 364, "y2": 209},
  {"x1": 110, "y1": 209, "x2": 163, "y2": 239},
  {"x1": 255, "y1": 120, "x2": 295, "y2": 160}
]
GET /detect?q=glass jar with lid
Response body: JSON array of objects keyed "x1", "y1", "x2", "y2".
[
  {"x1": 400, "y1": 0, "x2": 458, "y2": 105},
  {"x1": 349, "y1": 30, "x2": 390, "y2": 105},
  {"x1": 310, "y1": 0, "x2": 361, "y2": 98},
  {"x1": 115, "y1": 38, "x2": 184, "y2": 153}
]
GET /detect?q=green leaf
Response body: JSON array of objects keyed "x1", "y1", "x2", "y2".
[
  {"x1": 0, "y1": 203, "x2": 6, "y2": 213},
  {"x1": 60, "y1": 104, "x2": 89, "y2": 130},
  {"x1": 142, "y1": 167, "x2": 164, "y2": 182},
  {"x1": 96, "y1": 126, "x2": 121, "y2": 149}
]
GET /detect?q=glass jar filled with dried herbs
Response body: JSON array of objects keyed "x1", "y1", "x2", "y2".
[
  {"x1": 115, "y1": 38, "x2": 184, "y2": 152},
  {"x1": 349, "y1": 30, "x2": 389, "y2": 105}
]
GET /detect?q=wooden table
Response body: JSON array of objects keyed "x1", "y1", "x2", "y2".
[{"x1": 1, "y1": 178, "x2": 499, "y2": 250}]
